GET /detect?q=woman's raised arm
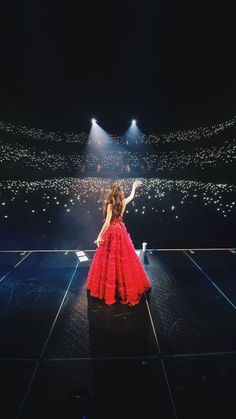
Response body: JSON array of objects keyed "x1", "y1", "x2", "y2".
[{"x1": 125, "y1": 180, "x2": 143, "y2": 205}]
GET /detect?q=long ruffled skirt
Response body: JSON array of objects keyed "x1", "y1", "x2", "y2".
[{"x1": 86, "y1": 219, "x2": 151, "y2": 305}]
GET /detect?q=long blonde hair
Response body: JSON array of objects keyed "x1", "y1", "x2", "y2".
[{"x1": 103, "y1": 182, "x2": 125, "y2": 220}]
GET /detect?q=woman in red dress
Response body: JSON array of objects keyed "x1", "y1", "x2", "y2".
[{"x1": 86, "y1": 180, "x2": 151, "y2": 306}]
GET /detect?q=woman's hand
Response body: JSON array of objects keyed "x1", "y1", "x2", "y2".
[
  {"x1": 133, "y1": 180, "x2": 143, "y2": 189},
  {"x1": 94, "y1": 237, "x2": 104, "y2": 247}
]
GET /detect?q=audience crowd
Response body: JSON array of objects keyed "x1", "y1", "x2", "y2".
[
  {"x1": 0, "y1": 141, "x2": 235, "y2": 173},
  {"x1": 0, "y1": 114, "x2": 236, "y2": 145}
]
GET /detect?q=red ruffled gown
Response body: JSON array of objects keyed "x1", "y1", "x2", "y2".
[{"x1": 86, "y1": 211, "x2": 151, "y2": 306}]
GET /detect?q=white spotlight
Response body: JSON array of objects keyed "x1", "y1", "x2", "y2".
[
  {"x1": 92, "y1": 118, "x2": 97, "y2": 124},
  {"x1": 132, "y1": 119, "x2": 136, "y2": 125}
]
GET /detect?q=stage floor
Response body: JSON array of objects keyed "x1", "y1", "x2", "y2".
[{"x1": 0, "y1": 248, "x2": 236, "y2": 419}]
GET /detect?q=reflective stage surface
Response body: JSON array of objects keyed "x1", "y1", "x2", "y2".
[{"x1": 0, "y1": 249, "x2": 236, "y2": 419}]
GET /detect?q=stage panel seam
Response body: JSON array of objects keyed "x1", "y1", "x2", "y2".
[
  {"x1": 16, "y1": 260, "x2": 80, "y2": 419},
  {"x1": 0, "y1": 251, "x2": 31, "y2": 283},
  {"x1": 184, "y1": 251, "x2": 236, "y2": 312},
  {"x1": 145, "y1": 293, "x2": 179, "y2": 419}
]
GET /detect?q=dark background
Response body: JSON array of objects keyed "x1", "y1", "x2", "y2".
[
  {"x1": 0, "y1": 0, "x2": 235, "y2": 133},
  {"x1": 0, "y1": 0, "x2": 235, "y2": 250}
]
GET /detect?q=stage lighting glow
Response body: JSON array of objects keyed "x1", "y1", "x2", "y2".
[
  {"x1": 87, "y1": 120, "x2": 112, "y2": 148},
  {"x1": 132, "y1": 119, "x2": 136, "y2": 125}
]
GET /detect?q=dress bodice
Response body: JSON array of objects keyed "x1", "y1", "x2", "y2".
[
  {"x1": 111, "y1": 212, "x2": 123, "y2": 222},
  {"x1": 111, "y1": 204, "x2": 126, "y2": 222}
]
